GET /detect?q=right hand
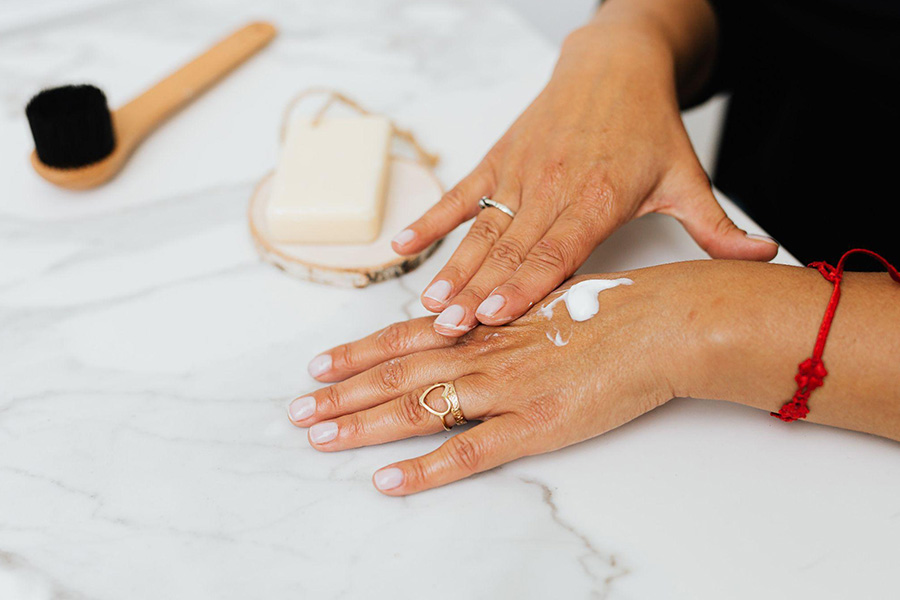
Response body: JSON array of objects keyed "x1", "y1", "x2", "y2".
[{"x1": 390, "y1": 21, "x2": 778, "y2": 337}]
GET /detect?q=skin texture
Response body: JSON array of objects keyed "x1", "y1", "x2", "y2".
[
  {"x1": 390, "y1": 0, "x2": 778, "y2": 338},
  {"x1": 289, "y1": 261, "x2": 900, "y2": 496}
]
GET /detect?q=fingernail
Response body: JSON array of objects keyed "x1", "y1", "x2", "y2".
[
  {"x1": 476, "y1": 294, "x2": 506, "y2": 317},
  {"x1": 745, "y1": 233, "x2": 779, "y2": 246},
  {"x1": 424, "y1": 279, "x2": 452, "y2": 303},
  {"x1": 392, "y1": 229, "x2": 416, "y2": 247},
  {"x1": 288, "y1": 396, "x2": 316, "y2": 422},
  {"x1": 434, "y1": 304, "x2": 465, "y2": 329},
  {"x1": 374, "y1": 467, "x2": 404, "y2": 491},
  {"x1": 309, "y1": 421, "x2": 338, "y2": 444},
  {"x1": 308, "y1": 354, "x2": 332, "y2": 377}
]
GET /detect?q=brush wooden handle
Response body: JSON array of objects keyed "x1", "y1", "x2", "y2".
[
  {"x1": 31, "y1": 21, "x2": 277, "y2": 190},
  {"x1": 116, "y1": 21, "x2": 277, "y2": 143}
]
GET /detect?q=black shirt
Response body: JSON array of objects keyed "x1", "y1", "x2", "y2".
[{"x1": 703, "y1": 0, "x2": 900, "y2": 268}]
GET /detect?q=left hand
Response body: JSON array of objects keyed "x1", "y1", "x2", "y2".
[
  {"x1": 389, "y1": 25, "x2": 778, "y2": 338},
  {"x1": 288, "y1": 265, "x2": 706, "y2": 495}
]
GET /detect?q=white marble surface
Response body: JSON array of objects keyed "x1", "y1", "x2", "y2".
[{"x1": 2, "y1": 1, "x2": 899, "y2": 599}]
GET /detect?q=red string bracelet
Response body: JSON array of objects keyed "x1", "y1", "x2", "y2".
[{"x1": 772, "y1": 248, "x2": 900, "y2": 422}]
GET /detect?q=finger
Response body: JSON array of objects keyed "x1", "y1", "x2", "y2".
[
  {"x1": 445, "y1": 204, "x2": 554, "y2": 326},
  {"x1": 288, "y1": 347, "x2": 465, "y2": 426},
  {"x1": 480, "y1": 207, "x2": 597, "y2": 324},
  {"x1": 307, "y1": 317, "x2": 457, "y2": 383},
  {"x1": 371, "y1": 414, "x2": 532, "y2": 495},
  {"x1": 663, "y1": 183, "x2": 779, "y2": 261},
  {"x1": 427, "y1": 192, "x2": 520, "y2": 335},
  {"x1": 421, "y1": 199, "x2": 513, "y2": 313},
  {"x1": 307, "y1": 375, "x2": 491, "y2": 451},
  {"x1": 391, "y1": 165, "x2": 494, "y2": 255}
]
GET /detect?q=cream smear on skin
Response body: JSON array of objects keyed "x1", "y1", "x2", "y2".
[
  {"x1": 538, "y1": 278, "x2": 634, "y2": 322},
  {"x1": 545, "y1": 330, "x2": 569, "y2": 346}
]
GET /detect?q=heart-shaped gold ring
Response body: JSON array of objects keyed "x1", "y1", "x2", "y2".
[{"x1": 418, "y1": 382, "x2": 467, "y2": 431}]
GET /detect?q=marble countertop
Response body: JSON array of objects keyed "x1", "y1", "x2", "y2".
[{"x1": 2, "y1": 1, "x2": 899, "y2": 598}]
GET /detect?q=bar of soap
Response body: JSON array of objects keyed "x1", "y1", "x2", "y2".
[{"x1": 267, "y1": 115, "x2": 393, "y2": 244}]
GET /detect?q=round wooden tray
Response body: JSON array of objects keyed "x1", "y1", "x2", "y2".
[{"x1": 248, "y1": 157, "x2": 443, "y2": 288}]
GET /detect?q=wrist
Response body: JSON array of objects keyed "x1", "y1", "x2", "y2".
[
  {"x1": 561, "y1": 20, "x2": 675, "y2": 74},
  {"x1": 683, "y1": 261, "x2": 829, "y2": 412},
  {"x1": 555, "y1": 22, "x2": 680, "y2": 106},
  {"x1": 568, "y1": 0, "x2": 717, "y2": 103}
]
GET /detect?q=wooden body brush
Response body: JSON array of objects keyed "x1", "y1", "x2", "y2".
[{"x1": 26, "y1": 21, "x2": 277, "y2": 190}]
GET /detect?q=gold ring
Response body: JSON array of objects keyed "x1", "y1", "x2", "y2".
[{"x1": 418, "y1": 382, "x2": 467, "y2": 431}]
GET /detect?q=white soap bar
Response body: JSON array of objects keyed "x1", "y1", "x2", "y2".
[{"x1": 267, "y1": 115, "x2": 392, "y2": 244}]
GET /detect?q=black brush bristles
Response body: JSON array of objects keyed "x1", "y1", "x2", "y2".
[{"x1": 26, "y1": 84, "x2": 116, "y2": 169}]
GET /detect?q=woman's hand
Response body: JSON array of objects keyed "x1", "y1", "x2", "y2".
[
  {"x1": 290, "y1": 263, "x2": 900, "y2": 495},
  {"x1": 288, "y1": 264, "x2": 708, "y2": 495},
  {"x1": 390, "y1": 11, "x2": 778, "y2": 338}
]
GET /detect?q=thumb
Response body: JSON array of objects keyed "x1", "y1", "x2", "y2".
[{"x1": 670, "y1": 185, "x2": 779, "y2": 261}]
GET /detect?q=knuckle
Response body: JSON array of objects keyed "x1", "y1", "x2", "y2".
[
  {"x1": 578, "y1": 181, "x2": 617, "y2": 225},
  {"x1": 455, "y1": 333, "x2": 479, "y2": 349},
  {"x1": 340, "y1": 413, "x2": 366, "y2": 439},
  {"x1": 486, "y1": 238, "x2": 528, "y2": 271},
  {"x1": 445, "y1": 435, "x2": 484, "y2": 474},
  {"x1": 318, "y1": 385, "x2": 343, "y2": 414},
  {"x1": 467, "y1": 217, "x2": 504, "y2": 247},
  {"x1": 397, "y1": 392, "x2": 432, "y2": 428},
  {"x1": 376, "y1": 322, "x2": 410, "y2": 355},
  {"x1": 439, "y1": 187, "x2": 468, "y2": 214},
  {"x1": 455, "y1": 337, "x2": 486, "y2": 363},
  {"x1": 540, "y1": 158, "x2": 567, "y2": 190},
  {"x1": 453, "y1": 285, "x2": 488, "y2": 306},
  {"x1": 713, "y1": 214, "x2": 737, "y2": 238},
  {"x1": 499, "y1": 278, "x2": 531, "y2": 302},
  {"x1": 563, "y1": 219, "x2": 595, "y2": 248},
  {"x1": 526, "y1": 168, "x2": 565, "y2": 211},
  {"x1": 404, "y1": 458, "x2": 430, "y2": 490},
  {"x1": 331, "y1": 343, "x2": 356, "y2": 370},
  {"x1": 585, "y1": 178, "x2": 616, "y2": 205},
  {"x1": 523, "y1": 395, "x2": 562, "y2": 430},
  {"x1": 529, "y1": 238, "x2": 571, "y2": 275},
  {"x1": 697, "y1": 213, "x2": 737, "y2": 255},
  {"x1": 374, "y1": 359, "x2": 409, "y2": 394},
  {"x1": 482, "y1": 145, "x2": 505, "y2": 171},
  {"x1": 437, "y1": 263, "x2": 466, "y2": 286}
]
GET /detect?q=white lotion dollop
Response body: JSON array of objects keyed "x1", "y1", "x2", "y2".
[{"x1": 538, "y1": 278, "x2": 634, "y2": 322}]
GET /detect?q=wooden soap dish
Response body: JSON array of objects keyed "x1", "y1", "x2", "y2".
[{"x1": 249, "y1": 157, "x2": 443, "y2": 288}]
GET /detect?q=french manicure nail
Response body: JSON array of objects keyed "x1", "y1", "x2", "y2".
[
  {"x1": 745, "y1": 232, "x2": 779, "y2": 246},
  {"x1": 288, "y1": 396, "x2": 316, "y2": 422},
  {"x1": 392, "y1": 229, "x2": 416, "y2": 247},
  {"x1": 374, "y1": 467, "x2": 404, "y2": 491},
  {"x1": 308, "y1": 354, "x2": 332, "y2": 377},
  {"x1": 477, "y1": 294, "x2": 506, "y2": 317},
  {"x1": 309, "y1": 422, "x2": 338, "y2": 444},
  {"x1": 424, "y1": 280, "x2": 452, "y2": 303},
  {"x1": 434, "y1": 304, "x2": 465, "y2": 329}
]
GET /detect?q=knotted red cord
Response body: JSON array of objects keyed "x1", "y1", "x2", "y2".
[{"x1": 772, "y1": 248, "x2": 900, "y2": 422}]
